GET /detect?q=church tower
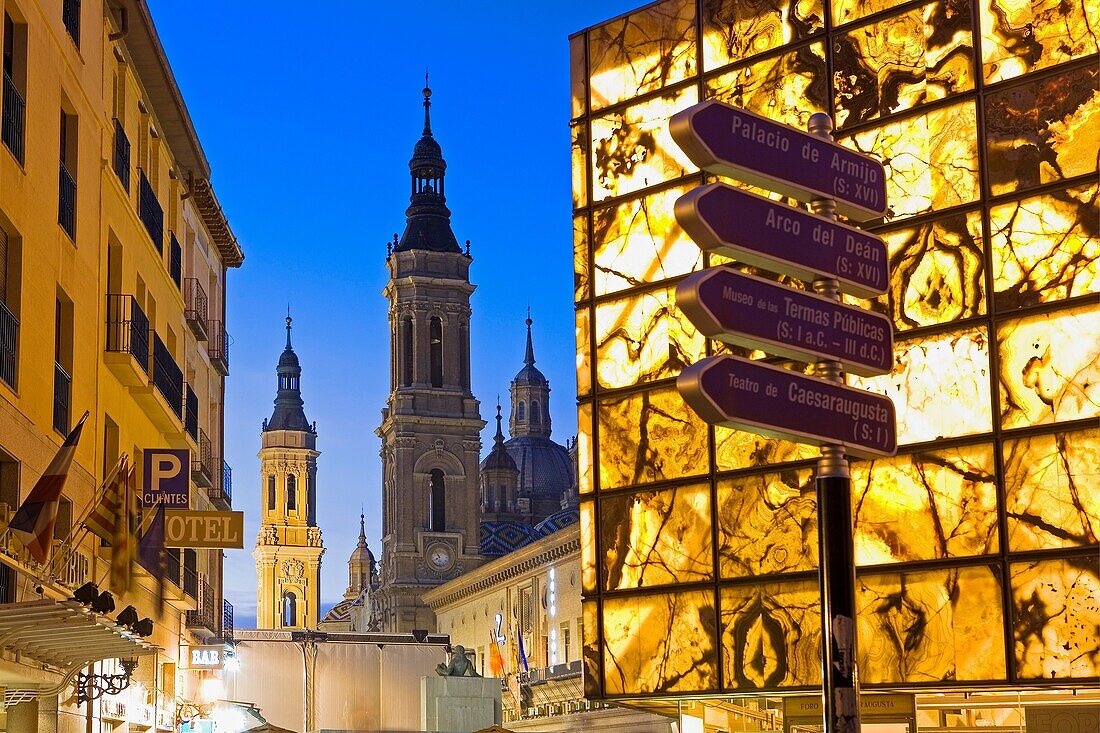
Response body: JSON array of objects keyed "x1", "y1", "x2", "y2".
[
  {"x1": 375, "y1": 85, "x2": 485, "y2": 632},
  {"x1": 254, "y1": 316, "x2": 325, "y2": 629}
]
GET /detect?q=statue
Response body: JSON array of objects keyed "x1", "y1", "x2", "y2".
[{"x1": 435, "y1": 645, "x2": 480, "y2": 677}]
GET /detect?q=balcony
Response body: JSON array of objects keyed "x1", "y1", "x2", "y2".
[
  {"x1": 2, "y1": 71, "x2": 25, "y2": 164},
  {"x1": 191, "y1": 429, "x2": 213, "y2": 488},
  {"x1": 209, "y1": 460, "x2": 231, "y2": 510},
  {"x1": 0, "y1": 300, "x2": 16, "y2": 389},
  {"x1": 58, "y1": 161, "x2": 76, "y2": 239},
  {"x1": 169, "y1": 233, "x2": 182, "y2": 289},
  {"x1": 184, "y1": 384, "x2": 198, "y2": 441},
  {"x1": 105, "y1": 294, "x2": 150, "y2": 386},
  {"x1": 183, "y1": 279, "x2": 208, "y2": 340},
  {"x1": 221, "y1": 599, "x2": 234, "y2": 643},
  {"x1": 112, "y1": 118, "x2": 130, "y2": 191},
  {"x1": 62, "y1": 0, "x2": 79, "y2": 46},
  {"x1": 138, "y1": 170, "x2": 163, "y2": 252},
  {"x1": 207, "y1": 320, "x2": 229, "y2": 375},
  {"x1": 137, "y1": 331, "x2": 183, "y2": 432},
  {"x1": 185, "y1": 575, "x2": 217, "y2": 636},
  {"x1": 53, "y1": 362, "x2": 70, "y2": 434}
]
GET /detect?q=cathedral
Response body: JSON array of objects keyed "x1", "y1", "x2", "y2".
[{"x1": 255, "y1": 85, "x2": 577, "y2": 634}]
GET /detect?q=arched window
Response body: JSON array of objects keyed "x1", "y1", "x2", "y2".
[
  {"x1": 401, "y1": 317, "x2": 413, "y2": 386},
  {"x1": 459, "y1": 322, "x2": 470, "y2": 391},
  {"x1": 287, "y1": 474, "x2": 297, "y2": 511},
  {"x1": 429, "y1": 316, "x2": 443, "y2": 388},
  {"x1": 518, "y1": 401, "x2": 526, "y2": 421},
  {"x1": 282, "y1": 592, "x2": 297, "y2": 627},
  {"x1": 267, "y1": 476, "x2": 276, "y2": 510},
  {"x1": 429, "y1": 469, "x2": 445, "y2": 531},
  {"x1": 531, "y1": 400, "x2": 541, "y2": 424}
]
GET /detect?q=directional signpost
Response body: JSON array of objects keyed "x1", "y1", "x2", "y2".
[{"x1": 670, "y1": 99, "x2": 895, "y2": 733}]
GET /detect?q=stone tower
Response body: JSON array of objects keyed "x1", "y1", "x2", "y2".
[
  {"x1": 480, "y1": 403, "x2": 523, "y2": 522},
  {"x1": 375, "y1": 85, "x2": 485, "y2": 633},
  {"x1": 254, "y1": 316, "x2": 325, "y2": 629}
]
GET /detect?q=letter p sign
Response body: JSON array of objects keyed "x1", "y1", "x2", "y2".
[{"x1": 143, "y1": 448, "x2": 190, "y2": 509}]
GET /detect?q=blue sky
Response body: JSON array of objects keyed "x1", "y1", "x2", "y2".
[{"x1": 147, "y1": 1, "x2": 638, "y2": 625}]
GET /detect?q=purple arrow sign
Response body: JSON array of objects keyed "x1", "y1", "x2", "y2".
[
  {"x1": 676, "y1": 183, "x2": 889, "y2": 298},
  {"x1": 677, "y1": 267, "x2": 893, "y2": 377},
  {"x1": 678, "y1": 355, "x2": 897, "y2": 458},
  {"x1": 670, "y1": 100, "x2": 887, "y2": 221}
]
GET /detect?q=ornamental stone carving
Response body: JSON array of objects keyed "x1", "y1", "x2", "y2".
[{"x1": 282, "y1": 559, "x2": 304, "y2": 580}]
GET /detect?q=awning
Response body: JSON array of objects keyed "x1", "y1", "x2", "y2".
[{"x1": 0, "y1": 599, "x2": 159, "y2": 704}]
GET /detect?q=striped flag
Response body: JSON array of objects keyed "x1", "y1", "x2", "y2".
[
  {"x1": 84, "y1": 455, "x2": 128, "y2": 542},
  {"x1": 9, "y1": 412, "x2": 89, "y2": 564},
  {"x1": 516, "y1": 625, "x2": 529, "y2": 674},
  {"x1": 488, "y1": 631, "x2": 507, "y2": 677},
  {"x1": 137, "y1": 502, "x2": 166, "y2": 616},
  {"x1": 109, "y1": 463, "x2": 137, "y2": 594}
]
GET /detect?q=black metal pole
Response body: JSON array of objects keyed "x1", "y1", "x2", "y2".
[{"x1": 808, "y1": 112, "x2": 862, "y2": 733}]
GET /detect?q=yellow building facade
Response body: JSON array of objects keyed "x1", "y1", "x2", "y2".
[
  {"x1": 571, "y1": 0, "x2": 1098, "y2": 727},
  {"x1": 0, "y1": 0, "x2": 242, "y2": 731}
]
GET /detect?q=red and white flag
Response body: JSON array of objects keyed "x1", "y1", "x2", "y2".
[{"x1": 9, "y1": 412, "x2": 88, "y2": 564}]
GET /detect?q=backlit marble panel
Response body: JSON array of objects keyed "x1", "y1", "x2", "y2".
[
  {"x1": 844, "y1": 101, "x2": 980, "y2": 221},
  {"x1": 720, "y1": 579, "x2": 822, "y2": 688},
  {"x1": 706, "y1": 42, "x2": 828, "y2": 129},
  {"x1": 592, "y1": 184, "x2": 702, "y2": 296},
  {"x1": 979, "y1": 0, "x2": 1100, "y2": 83},
  {"x1": 715, "y1": 427, "x2": 820, "y2": 472},
  {"x1": 832, "y1": 0, "x2": 910, "y2": 27},
  {"x1": 576, "y1": 307, "x2": 592, "y2": 397},
  {"x1": 1004, "y1": 428, "x2": 1100, "y2": 551},
  {"x1": 833, "y1": 0, "x2": 974, "y2": 128},
  {"x1": 986, "y1": 65, "x2": 1100, "y2": 196},
  {"x1": 578, "y1": 403, "x2": 594, "y2": 495},
  {"x1": 853, "y1": 327, "x2": 992, "y2": 445},
  {"x1": 603, "y1": 589, "x2": 718, "y2": 693},
  {"x1": 591, "y1": 85, "x2": 699, "y2": 202},
  {"x1": 595, "y1": 287, "x2": 706, "y2": 389},
  {"x1": 852, "y1": 444, "x2": 999, "y2": 566},
  {"x1": 876, "y1": 210, "x2": 986, "y2": 331},
  {"x1": 575, "y1": 216, "x2": 590, "y2": 301},
  {"x1": 1012, "y1": 556, "x2": 1100, "y2": 678},
  {"x1": 588, "y1": 0, "x2": 697, "y2": 111},
  {"x1": 858, "y1": 565, "x2": 1006, "y2": 682},
  {"x1": 581, "y1": 500, "x2": 597, "y2": 593},
  {"x1": 602, "y1": 483, "x2": 713, "y2": 590},
  {"x1": 702, "y1": 0, "x2": 823, "y2": 70},
  {"x1": 571, "y1": 33, "x2": 588, "y2": 120},
  {"x1": 990, "y1": 184, "x2": 1100, "y2": 311},
  {"x1": 717, "y1": 469, "x2": 817, "y2": 578},
  {"x1": 998, "y1": 306, "x2": 1100, "y2": 428},
  {"x1": 582, "y1": 600, "x2": 601, "y2": 698},
  {"x1": 573, "y1": 124, "x2": 589, "y2": 210},
  {"x1": 598, "y1": 385, "x2": 710, "y2": 489}
]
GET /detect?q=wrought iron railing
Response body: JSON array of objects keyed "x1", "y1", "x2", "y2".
[
  {"x1": 105, "y1": 294, "x2": 149, "y2": 374},
  {"x1": 186, "y1": 575, "x2": 216, "y2": 632},
  {"x1": 165, "y1": 549, "x2": 181, "y2": 588},
  {"x1": 138, "y1": 170, "x2": 163, "y2": 251},
  {"x1": 192, "y1": 429, "x2": 213, "y2": 486},
  {"x1": 112, "y1": 118, "x2": 130, "y2": 190},
  {"x1": 209, "y1": 460, "x2": 232, "y2": 509},
  {"x1": 2, "y1": 71, "x2": 25, "y2": 164},
  {"x1": 184, "y1": 279, "x2": 208, "y2": 339},
  {"x1": 184, "y1": 384, "x2": 198, "y2": 440},
  {"x1": 0, "y1": 299, "x2": 16, "y2": 388},
  {"x1": 182, "y1": 565, "x2": 198, "y2": 600},
  {"x1": 207, "y1": 320, "x2": 229, "y2": 375},
  {"x1": 222, "y1": 599, "x2": 234, "y2": 642},
  {"x1": 169, "y1": 233, "x2": 182, "y2": 288},
  {"x1": 58, "y1": 161, "x2": 76, "y2": 239},
  {"x1": 53, "y1": 362, "x2": 70, "y2": 434},
  {"x1": 62, "y1": 0, "x2": 80, "y2": 45},
  {"x1": 151, "y1": 332, "x2": 182, "y2": 419}
]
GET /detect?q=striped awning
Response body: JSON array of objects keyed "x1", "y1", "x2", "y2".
[{"x1": 0, "y1": 598, "x2": 158, "y2": 674}]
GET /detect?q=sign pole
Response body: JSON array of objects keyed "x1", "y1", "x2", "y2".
[{"x1": 807, "y1": 112, "x2": 863, "y2": 733}]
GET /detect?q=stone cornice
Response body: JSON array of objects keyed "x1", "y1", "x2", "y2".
[{"x1": 423, "y1": 526, "x2": 579, "y2": 610}]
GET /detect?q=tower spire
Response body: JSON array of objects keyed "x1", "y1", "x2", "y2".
[
  {"x1": 286, "y1": 307, "x2": 293, "y2": 349},
  {"x1": 524, "y1": 312, "x2": 535, "y2": 366},
  {"x1": 422, "y1": 72, "x2": 433, "y2": 136},
  {"x1": 494, "y1": 400, "x2": 505, "y2": 445}
]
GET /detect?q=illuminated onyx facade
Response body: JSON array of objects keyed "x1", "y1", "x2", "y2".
[{"x1": 571, "y1": 0, "x2": 1098, "y2": 701}]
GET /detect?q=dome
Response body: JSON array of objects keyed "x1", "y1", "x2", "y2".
[
  {"x1": 480, "y1": 520, "x2": 542, "y2": 557},
  {"x1": 412, "y1": 134, "x2": 443, "y2": 163},
  {"x1": 482, "y1": 445, "x2": 517, "y2": 472},
  {"x1": 322, "y1": 598, "x2": 353, "y2": 624},
  {"x1": 278, "y1": 347, "x2": 300, "y2": 370},
  {"x1": 512, "y1": 363, "x2": 548, "y2": 386},
  {"x1": 534, "y1": 507, "x2": 579, "y2": 536},
  {"x1": 505, "y1": 436, "x2": 575, "y2": 496}
]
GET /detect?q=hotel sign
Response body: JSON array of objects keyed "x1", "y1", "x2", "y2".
[
  {"x1": 670, "y1": 100, "x2": 888, "y2": 220},
  {"x1": 164, "y1": 510, "x2": 245, "y2": 549}
]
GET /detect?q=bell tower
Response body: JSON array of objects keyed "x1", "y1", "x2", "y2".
[
  {"x1": 375, "y1": 84, "x2": 485, "y2": 632},
  {"x1": 254, "y1": 315, "x2": 325, "y2": 629}
]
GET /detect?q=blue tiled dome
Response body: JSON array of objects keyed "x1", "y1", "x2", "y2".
[
  {"x1": 534, "y1": 507, "x2": 579, "y2": 536},
  {"x1": 480, "y1": 521, "x2": 542, "y2": 557}
]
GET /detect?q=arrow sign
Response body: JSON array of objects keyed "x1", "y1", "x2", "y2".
[
  {"x1": 678, "y1": 355, "x2": 897, "y2": 458},
  {"x1": 676, "y1": 183, "x2": 889, "y2": 298},
  {"x1": 677, "y1": 267, "x2": 893, "y2": 377},
  {"x1": 670, "y1": 100, "x2": 887, "y2": 221}
]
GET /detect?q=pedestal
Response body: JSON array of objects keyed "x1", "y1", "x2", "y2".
[{"x1": 420, "y1": 676, "x2": 502, "y2": 733}]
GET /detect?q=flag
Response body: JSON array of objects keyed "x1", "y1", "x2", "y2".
[
  {"x1": 516, "y1": 625, "x2": 529, "y2": 674},
  {"x1": 109, "y1": 463, "x2": 138, "y2": 594},
  {"x1": 9, "y1": 412, "x2": 88, "y2": 564},
  {"x1": 488, "y1": 631, "x2": 506, "y2": 677},
  {"x1": 84, "y1": 455, "x2": 128, "y2": 542},
  {"x1": 137, "y1": 502, "x2": 166, "y2": 617}
]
